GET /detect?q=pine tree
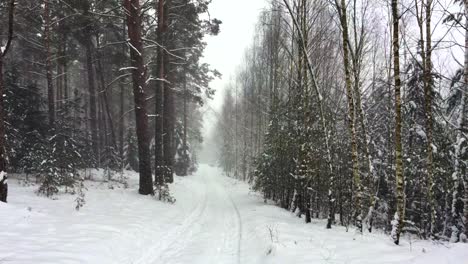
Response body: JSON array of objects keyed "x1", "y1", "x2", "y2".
[
  {"x1": 0, "y1": 0, "x2": 15, "y2": 203},
  {"x1": 124, "y1": 0, "x2": 154, "y2": 195},
  {"x1": 37, "y1": 97, "x2": 89, "y2": 197},
  {"x1": 4, "y1": 68, "x2": 47, "y2": 173},
  {"x1": 124, "y1": 129, "x2": 139, "y2": 172}
]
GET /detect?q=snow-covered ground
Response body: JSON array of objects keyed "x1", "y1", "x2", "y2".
[{"x1": 1, "y1": 164, "x2": 467, "y2": 264}]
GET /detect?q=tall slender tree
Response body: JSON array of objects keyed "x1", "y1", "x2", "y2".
[
  {"x1": 391, "y1": 0, "x2": 405, "y2": 245},
  {"x1": 0, "y1": 0, "x2": 15, "y2": 203},
  {"x1": 462, "y1": 0, "x2": 468, "y2": 240},
  {"x1": 415, "y1": 0, "x2": 435, "y2": 236},
  {"x1": 424, "y1": 0, "x2": 435, "y2": 236},
  {"x1": 44, "y1": 0, "x2": 55, "y2": 127},
  {"x1": 154, "y1": 0, "x2": 167, "y2": 187},
  {"x1": 282, "y1": 0, "x2": 336, "y2": 229},
  {"x1": 335, "y1": 0, "x2": 362, "y2": 232},
  {"x1": 123, "y1": 0, "x2": 154, "y2": 195}
]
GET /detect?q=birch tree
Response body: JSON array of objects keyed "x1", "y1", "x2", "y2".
[
  {"x1": 335, "y1": 0, "x2": 363, "y2": 232},
  {"x1": 390, "y1": 0, "x2": 405, "y2": 245},
  {"x1": 282, "y1": 0, "x2": 337, "y2": 229}
]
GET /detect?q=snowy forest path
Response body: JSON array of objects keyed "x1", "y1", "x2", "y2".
[
  {"x1": 4, "y1": 165, "x2": 461, "y2": 264},
  {"x1": 135, "y1": 165, "x2": 242, "y2": 264}
]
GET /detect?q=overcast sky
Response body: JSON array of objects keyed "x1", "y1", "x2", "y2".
[{"x1": 199, "y1": 0, "x2": 268, "y2": 161}]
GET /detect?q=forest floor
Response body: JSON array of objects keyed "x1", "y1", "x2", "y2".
[{"x1": 1, "y1": 164, "x2": 467, "y2": 264}]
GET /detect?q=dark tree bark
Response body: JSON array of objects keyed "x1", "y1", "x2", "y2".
[
  {"x1": 96, "y1": 35, "x2": 117, "y2": 150},
  {"x1": 0, "y1": 56, "x2": 6, "y2": 189},
  {"x1": 73, "y1": 1, "x2": 99, "y2": 159},
  {"x1": 119, "y1": 21, "x2": 127, "y2": 164},
  {"x1": 124, "y1": 0, "x2": 154, "y2": 195},
  {"x1": 62, "y1": 39, "x2": 68, "y2": 104},
  {"x1": 0, "y1": 0, "x2": 15, "y2": 203},
  {"x1": 56, "y1": 52, "x2": 62, "y2": 111},
  {"x1": 181, "y1": 66, "x2": 188, "y2": 176},
  {"x1": 44, "y1": 0, "x2": 55, "y2": 127},
  {"x1": 84, "y1": 37, "x2": 99, "y2": 160},
  {"x1": 163, "y1": 70, "x2": 175, "y2": 184},
  {"x1": 98, "y1": 92, "x2": 107, "y2": 154},
  {"x1": 119, "y1": 79, "x2": 125, "y2": 162},
  {"x1": 0, "y1": 55, "x2": 7, "y2": 203},
  {"x1": 423, "y1": 0, "x2": 435, "y2": 236},
  {"x1": 154, "y1": 0, "x2": 167, "y2": 186},
  {"x1": 56, "y1": 5, "x2": 67, "y2": 114}
]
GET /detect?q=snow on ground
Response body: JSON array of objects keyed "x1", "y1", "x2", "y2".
[{"x1": 1, "y1": 165, "x2": 467, "y2": 264}]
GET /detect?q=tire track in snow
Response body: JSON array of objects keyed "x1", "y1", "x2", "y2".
[
  {"x1": 134, "y1": 170, "x2": 242, "y2": 264},
  {"x1": 132, "y1": 175, "x2": 208, "y2": 264},
  {"x1": 226, "y1": 187, "x2": 242, "y2": 264},
  {"x1": 153, "y1": 174, "x2": 211, "y2": 263},
  {"x1": 161, "y1": 172, "x2": 242, "y2": 264}
]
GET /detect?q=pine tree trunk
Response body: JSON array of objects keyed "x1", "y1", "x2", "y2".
[
  {"x1": 154, "y1": 0, "x2": 166, "y2": 187},
  {"x1": 163, "y1": 76, "x2": 175, "y2": 183},
  {"x1": 62, "y1": 39, "x2": 68, "y2": 105},
  {"x1": 119, "y1": 79, "x2": 125, "y2": 164},
  {"x1": 182, "y1": 66, "x2": 188, "y2": 176},
  {"x1": 97, "y1": 86, "x2": 105, "y2": 157},
  {"x1": 98, "y1": 95, "x2": 108, "y2": 155},
  {"x1": 56, "y1": 53, "x2": 62, "y2": 112},
  {"x1": 124, "y1": 0, "x2": 154, "y2": 195},
  {"x1": 391, "y1": 0, "x2": 405, "y2": 245},
  {"x1": 44, "y1": 0, "x2": 55, "y2": 127},
  {"x1": 0, "y1": 56, "x2": 7, "y2": 203},
  {"x1": 85, "y1": 38, "x2": 99, "y2": 161},
  {"x1": 164, "y1": 0, "x2": 175, "y2": 185},
  {"x1": 96, "y1": 36, "x2": 117, "y2": 150},
  {"x1": 119, "y1": 21, "x2": 127, "y2": 165},
  {"x1": 0, "y1": 0, "x2": 15, "y2": 203}
]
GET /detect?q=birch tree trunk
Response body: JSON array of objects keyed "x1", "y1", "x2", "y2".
[
  {"x1": 391, "y1": 0, "x2": 405, "y2": 245},
  {"x1": 336, "y1": 0, "x2": 362, "y2": 233},
  {"x1": 346, "y1": 0, "x2": 377, "y2": 232},
  {"x1": 282, "y1": 0, "x2": 335, "y2": 229}
]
